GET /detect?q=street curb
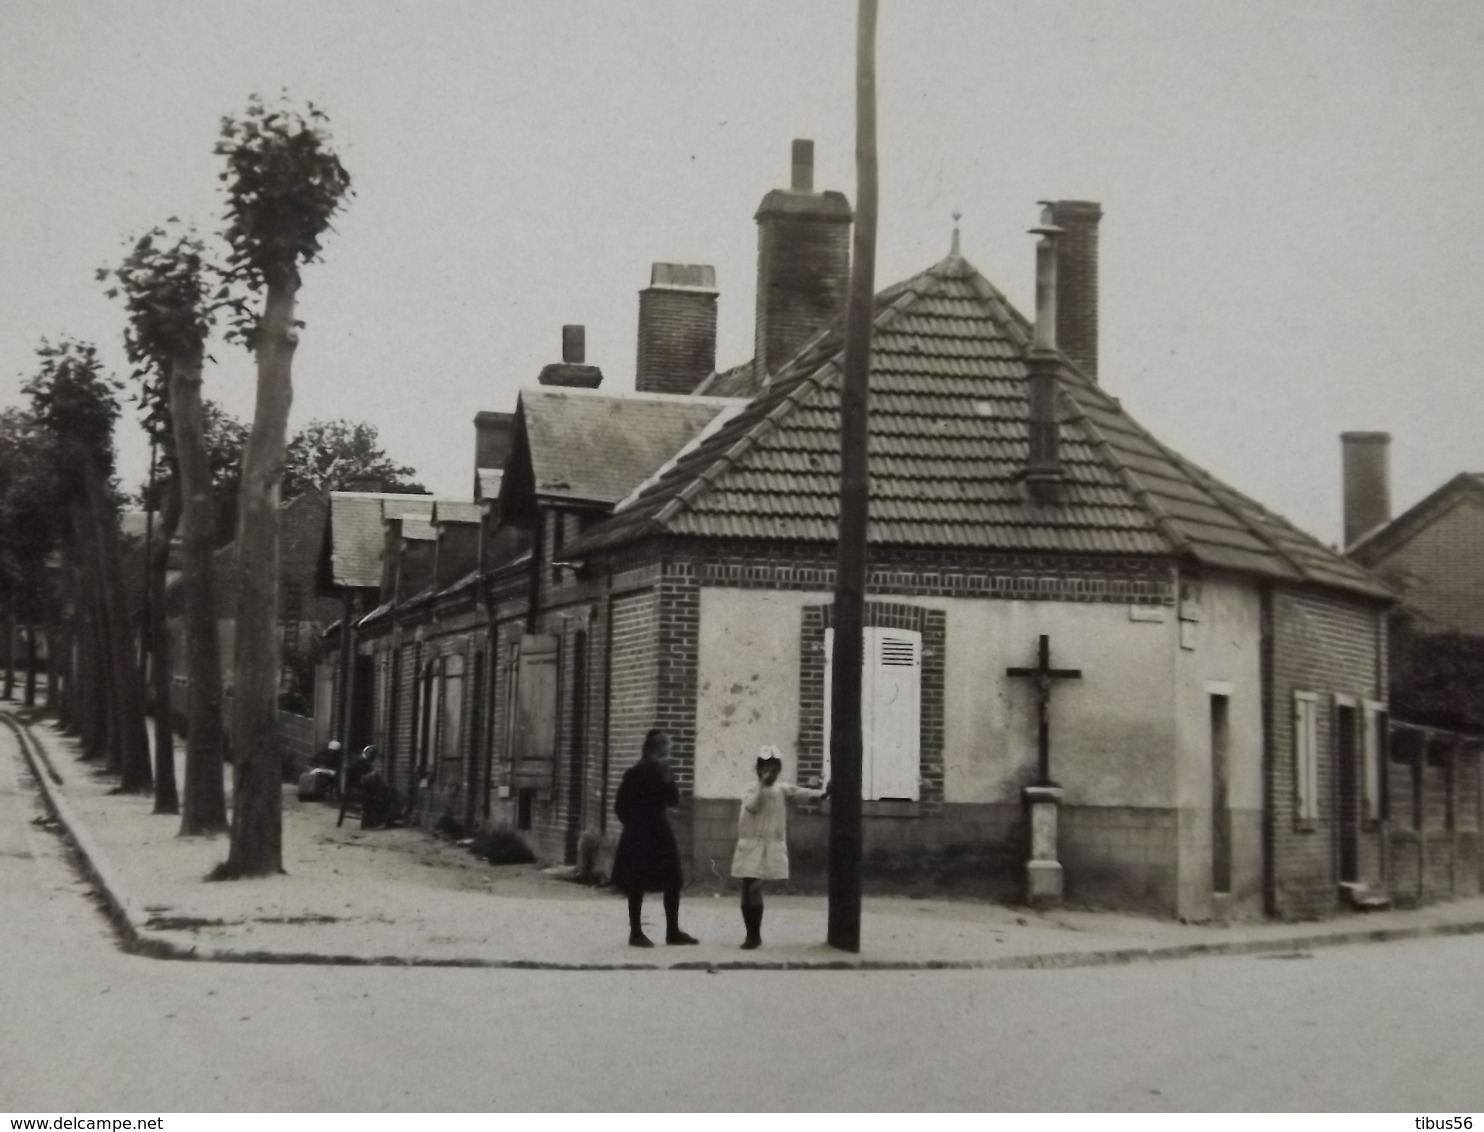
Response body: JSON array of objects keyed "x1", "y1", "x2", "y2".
[
  {"x1": 5, "y1": 709, "x2": 148, "y2": 956},
  {"x1": 11, "y1": 706, "x2": 1484, "y2": 974}
]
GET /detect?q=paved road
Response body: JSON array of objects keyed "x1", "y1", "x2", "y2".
[{"x1": 1, "y1": 731, "x2": 1480, "y2": 1112}]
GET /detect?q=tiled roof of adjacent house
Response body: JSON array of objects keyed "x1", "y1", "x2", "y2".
[
  {"x1": 1348, "y1": 472, "x2": 1484, "y2": 567},
  {"x1": 515, "y1": 386, "x2": 741, "y2": 506},
  {"x1": 329, "y1": 492, "x2": 441, "y2": 588},
  {"x1": 569, "y1": 253, "x2": 1388, "y2": 600},
  {"x1": 432, "y1": 500, "x2": 484, "y2": 526}
]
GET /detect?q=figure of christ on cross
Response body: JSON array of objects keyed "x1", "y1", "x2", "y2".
[{"x1": 1006, "y1": 634, "x2": 1083, "y2": 787}]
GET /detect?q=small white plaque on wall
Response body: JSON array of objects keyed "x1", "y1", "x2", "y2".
[{"x1": 1129, "y1": 605, "x2": 1167, "y2": 623}]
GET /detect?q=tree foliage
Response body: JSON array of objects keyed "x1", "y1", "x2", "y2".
[
  {"x1": 216, "y1": 94, "x2": 352, "y2": 346},
  {"x1": 283, "y1": 418, "x2": 426, "y2": 498},
  {"x1": 22, "y1": 339, "x2": 123, "y2": 485},
  {"x1": 0, "y1": 408, "x2": 64, "y2": 587}
]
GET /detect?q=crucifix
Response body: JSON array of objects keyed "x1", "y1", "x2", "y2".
[{"x1": 1006, "y1": 634, "x2": 1082, "y2": 786}]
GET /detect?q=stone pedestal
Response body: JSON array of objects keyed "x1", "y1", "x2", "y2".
[{"x1": 1023, "y1": 784, "x2": 1065, "y2": 907}]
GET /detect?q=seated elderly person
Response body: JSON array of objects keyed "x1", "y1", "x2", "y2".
[{"x1": 346, "y1": 745, "x2": 405, "y2": 829}]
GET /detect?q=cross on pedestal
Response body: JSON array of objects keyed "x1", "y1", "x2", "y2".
[{"x1": 1006, "y1": 634, "x2": 1082, "y2": 787}]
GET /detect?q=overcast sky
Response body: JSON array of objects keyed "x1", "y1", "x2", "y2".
[{"x1": 3, "y1": 0, "x2": 1481, "y2": 546}]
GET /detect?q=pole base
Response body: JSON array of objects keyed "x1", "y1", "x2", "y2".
[{"x1": 1026, "y1": 859, "x2": 1064, "y2": 907}]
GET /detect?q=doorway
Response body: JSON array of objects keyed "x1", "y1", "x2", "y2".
[
  {"x1": 1337, "y1": 703, "x2": 1360, "y2": 884},
  {"x1": 1210, "y1": 693, "x2": 1232, "y2": 895},
  {"x1": 564, "y1": 631, "x2": 588, "y2": 865}
]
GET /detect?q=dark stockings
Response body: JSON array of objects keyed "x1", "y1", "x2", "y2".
[
  {"x1": 740, "y1": 878, "x2": 764, "y2": 948},
  {"x1": 628, "y1": 887, "x2": 682, "y2": 936}
]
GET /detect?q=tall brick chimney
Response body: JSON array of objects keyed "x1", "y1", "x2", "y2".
[
  {"x1": 537, "y1": 324, "x2": 603, "y2": 389},
  {"x1": 754, "y1": 139, "x2": 853, "y2": 380},
  {"x1": 636, "y1": 263, "x2": 718, "y2": 395},
  {"x1": 1046, "y1": 200, "x2": 1102, "y2": 383},
  {"x1": 1341, "y1": 431, "x2": 1391, "y2": 547}
]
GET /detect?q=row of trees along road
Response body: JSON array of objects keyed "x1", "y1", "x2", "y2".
[{"x1": 0, "y1": 94, "x2": 364, "y2": 878}]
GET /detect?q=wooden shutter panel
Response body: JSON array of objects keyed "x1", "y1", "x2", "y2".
[
  {"x1": 869, "y1": 630, "x2": 921, "y2": 800},
  {"x1": 823, "y1": 626, "x2": 921, "y2": 801},
  {"x1": 512, "y1": 634, "x2": 558, "y2": 789}
]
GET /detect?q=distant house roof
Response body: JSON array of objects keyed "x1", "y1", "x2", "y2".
[
  {"x1": 509, "y1": 386, "x2": 740, "y2": 508},
  {"x1": 329, "y1": 492, "x2": 443, "y2": 588},
  {"x1": 568, "y1": 253, "x2": 1387, "y2": 601},
  {"x1": 433, "y1": 500, "x2": 484, "y2": 526},
  {"x1": 1348, "y1": 472, "x2": 1484, "y2": 565}
]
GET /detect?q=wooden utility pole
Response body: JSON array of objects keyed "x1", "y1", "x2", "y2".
[{"x1": 827, "y1": 0, "x2": 879, "y2": 953}]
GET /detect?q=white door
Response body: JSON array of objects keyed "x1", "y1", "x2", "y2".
[{"x1": 823, "y1": 627, "x2": 922, "y2": 801}]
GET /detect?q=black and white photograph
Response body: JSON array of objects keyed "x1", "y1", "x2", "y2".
[{"x1": 2, "y1": 0, "x2": 1482, "y2": 1116}]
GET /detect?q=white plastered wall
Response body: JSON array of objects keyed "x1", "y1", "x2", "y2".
[{"x1": 695, "y1": 587, "x2": 1182, "y2": 808}]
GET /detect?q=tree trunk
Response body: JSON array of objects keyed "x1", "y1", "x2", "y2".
[
  {"x1": 59, "y1": 555, "x2": 79, "y2": 733},
  {"x1": 80, "y1": 466, "x2": 152, "y2": 792},
  {"x1": 23, "y1": 619, "x2": 37, "y2": 707},
  {"x1": 45, "y1": 578, "x2": 61, "y2": 715},
  {"x1": 220, "y1": 278, "x2": 298, "y2": 877},
  {"x1": 68, "y1": 505, "x2": 110, "y2": 761},
  {"x1": 3, "y1": 581, "x2": 14, "y2": 701},
  {"x1": 170, "y1": 349, "x2": 229, "y2": 837},
  {"x1": 148, "y1": 474, "x2": 181, "y2": 814}
]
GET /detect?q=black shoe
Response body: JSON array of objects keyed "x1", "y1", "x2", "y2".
[
  {"x1": 665, "y1": 930, "x2": 700, "y2": 945},
  {"x1": 741, "y1": 905, "x2": 762, "y2": 949},
  {"x1": 629, "y1": 931, "x2": 654, "y2": 948}
]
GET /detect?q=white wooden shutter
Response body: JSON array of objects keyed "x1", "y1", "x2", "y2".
[
  {"x1": 1294, "y1": 692, "x2": 1319, "y2": 821},
  {"x1": 1362, "y1": 700, "x2": 1386, "y2": 822},
  {"x1": 823, "y1": 627, "x2": 921, "y2": 801},
  {"x1": 868, "y1": 630, "x2": 921, "y2": 800}
]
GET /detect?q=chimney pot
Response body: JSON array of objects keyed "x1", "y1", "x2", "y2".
[
  {"x1": 1341, "y1": 431, "x2": 1392, "y2": 547},
  {"x1": 562, "y1": 324, "x2": 585, "y2": 364},
  {"x1": 1024, "y1": 209, "x2": 1065, "y2": 499},
  {"x1": 791, "y1": 138, "x2": 814, "y2": 191}
]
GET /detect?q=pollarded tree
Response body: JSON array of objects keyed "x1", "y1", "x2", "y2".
[
  {"x1": 24, "y1": 339, "x2": 153, "y2": 791},
  {"x1": 110, "y1": 225, "x2": 230, "y2": 830},
  {"x1": 214, "y1": 95, "x2": 351, "y2": 877}
]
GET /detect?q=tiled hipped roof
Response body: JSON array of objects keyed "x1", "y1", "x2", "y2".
[{"x1": 569, "y1": 254, "x2": 1387, "y2": 600}]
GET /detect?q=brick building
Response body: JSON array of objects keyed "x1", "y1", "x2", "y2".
[
  {"x1": 330, "y1": 141, "x2": 1395, "y2": 921},
  {"x1": 1340, "y1": 436, "x2": 1484, "y2": 905}
]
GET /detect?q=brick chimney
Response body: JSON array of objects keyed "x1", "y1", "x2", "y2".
[
  {"x1": 636, "y1": 263, "x2": 718, "y2": 395},
  {"x1": 1046, "y1": 200, "x2": 1102, "y2": 383},
  {"x1": 473, "y1": 411, "x2": 516, "y2": 472},
  {"x1": 1023, "y1": 205, "x2": 1065, "y2": 503},
  {"x1": 754, "y1": 139, "x2": 853, "y2": 380},
  {"x1": 537, "y1": 324, "x2": 603, "y2": 389},
  {"x1": 1341, "y1": 431, "x2": 1391, "y2": 547}
]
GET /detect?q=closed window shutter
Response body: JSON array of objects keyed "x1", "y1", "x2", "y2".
[
  {"x1": 869, "y1": 631, "x2": 921, "y2": 800},
  {"x1": 512, "y1": 634, "x2": 558, "y2": 789},
  {"x1": 823, "y1": 627, "x2": 922, "y2": 801},
  {"x1": 1294, "y1": 693, "x2": 1318, "y2": 822}
]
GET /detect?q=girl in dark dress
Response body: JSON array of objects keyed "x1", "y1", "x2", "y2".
[{"x1": 610, "y1": 729, "x2": 699, "y2": 947}]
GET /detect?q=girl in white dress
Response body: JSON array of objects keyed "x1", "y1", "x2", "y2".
[{"x1": 730, "y1": 745, "x2": 829, "y2": 950}]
